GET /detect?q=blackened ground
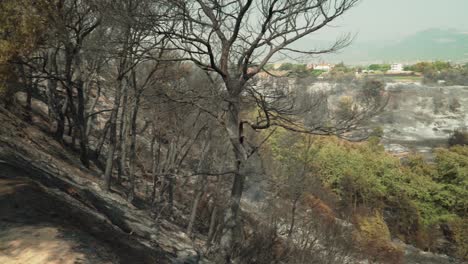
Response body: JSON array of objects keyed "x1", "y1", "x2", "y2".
[{"x1": 0, "y1": 167, "x2": 125, "y2": 264}]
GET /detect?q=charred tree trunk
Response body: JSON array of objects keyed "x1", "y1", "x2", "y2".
[
  {"x1": 288, "y1": 196, "x2": 300, "y2": 239},
  {"x1": 62, "y1": 43, "x2": 90, "y2": 167},
  {"x1": 95, "y1": 118, "x2": 111, "y2": 159},
  {"x1": 85, "y1": 81, "x2": 101, "y2": 137},
  {"x1": 103, "y1": 20, "x2": 132, "y2": 190},
  {"x1": 219, "y1": 81, "x2": 247, "y2": 263},
  {"x1": 56, "y1": 97, "x2": 67, "y2": 142},
  {"x1": 103, "y1": 80, "x2": 124, "y2": 190},
  {"x1": 187, "y1": 187, "x2": 204, "y2": 237},
  {"x1": 187, "y1": 132, "x2": 211, "y2": 237},
  {"x1": 76, "y1": 79, "x2": 89, "y2": 167},
  {"x1": 206, "y1": 202, "x2": 219, "y2": 247},
  {"x1": 159, "y1": 141, "x2": 176, "y2": 213},
  {"x1": 128, "y1": 87, "x2": 142, "y2": 202},
  {"x1": 19, "y1": 63, "x2": 33, "y2": 122},
  {"x1": 150, "y1": 129, "x2": 161, "y2": 204},
  {"x1": 67, "y1": 111, "x2": 74, "y2": 137},
  {"x1": 117, "y1": 84, "x2": 129, "y2": 182},
  {"x1": 44, "y1": 48, "x2": 66, "y2": 141},
  {"x1": 167, "y1": 175, "x2": 174, "y2": 213}
]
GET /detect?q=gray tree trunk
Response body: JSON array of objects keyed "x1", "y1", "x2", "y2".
[
  {"x1": 85, "y1": 81, "x2": 101, "y2": 137},
  {"x1": 128, "y1": 88, "x2": 141, "y2": 202},
  {"x1": 117, "y1": 84, "x2": 129, "y2": 182},
  {"x1": 103, "y1": 80, "x2": 124, "y2": 190},
  {"x1": 75, "y1": 76, "x2": 89, "y2": 168},
  {"x1": 206, "y1": 202, "x2": 218, "y2": 248},
  {"x1": 150, "y1": 128, "x2": 161, "y2": 204},
  {"x1": 219, "y1": 82, "x2": 248, "y2": 263},
  {"x1": 288, "y1": 196, "x2": 300, "y2": 239},
  {"x1": 187, "y1": 132, "x2": 212, "y2": 237},
  {"x1": 62, "y1": 44, "x2": 89, "y2": 167}
]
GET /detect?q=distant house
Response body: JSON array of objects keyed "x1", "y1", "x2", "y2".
[
  {"x1": 256, "y1": 70, "x2": 290, "y2": 79},
  {"x1": 390, "y1": 63, "x2": 404, "y2": 72},
  {"x1": 272, "y1": 63, "x2": 283, "y2": 70},
  {"x1": 312, "y1": 63, "x2": 334, "y2": 72},
  {"x1": 246, "y1": 67, "x2": 258, "y2": 74}
]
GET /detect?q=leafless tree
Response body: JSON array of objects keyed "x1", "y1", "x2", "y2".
[
  {"x1": 153, "y1": 0, "x2": 388, "y2": 261},
  {"x1": 17, "y1": 0, "x2": 103, "y2": 167},
  {"x1": 127, "y1": 52, "x2": 171, "y2": 201},
  {"x1": 54, "y1": 0, "x2": 101, "y2": 167},
  {"x1": 102, "y1": 0, "x2": 167, "y2": 191}
]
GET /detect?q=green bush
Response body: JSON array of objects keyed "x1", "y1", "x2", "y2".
[
  {"x1": 448, "y1": 129, "x2": 468, "y2": 146},
  {"x1": 267, "y1": 129, "x2": 468, "y2": 257},
  {"x1": 354, "y1": 211, "x2": 404, "y2": 264}
]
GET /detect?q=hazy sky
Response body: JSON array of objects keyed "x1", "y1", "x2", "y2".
[{"x1": 313, "y1": 0, "x2": 468, "y2": 42}]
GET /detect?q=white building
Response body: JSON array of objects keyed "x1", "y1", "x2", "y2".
[
  {"x1": 313, "y1": 63, "x2": 334, "y2": 72},
  {"x1": 272, "y1": 63, "x2": 283, "y2": 70},
  {"x1": 390, "y1": 63, "x2": 404, "y2": 72}
]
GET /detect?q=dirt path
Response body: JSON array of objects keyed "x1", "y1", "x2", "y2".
[{"x1": 0, "y1": 178, "x2": 120, "y2": 264}]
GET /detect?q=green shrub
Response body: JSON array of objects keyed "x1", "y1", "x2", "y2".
[
  {"x1": 354, "y1": 211, "x2": 404, "y2": 264},
  {"x1": 448, "y1": 129, "x2": 468, "y2": 146}
]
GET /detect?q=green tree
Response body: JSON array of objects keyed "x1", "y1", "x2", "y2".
[
  {"x1": 329, "y1": 62, "x2": 355, "y2": 82},
  {"x1": 278, "y1": 62, "x2": 294, "y2": 71},
  {"x1": 334, "y1": 62, "x2": 352, "y2": 72},
  {"x1": 267, "y1": 128, "x2": 468, "y2": 257},
  {"x1": 368, "y1": 64, "x2": 390, "y2": 72},
  {"x1": 368, "y1": 64, "x2": 380, "y2": 71},
  {"x1": 380, "y1": 64, "x2": 391, "y2": 72},
  {"x1": 311, "y1": 69, "x2": 326, "y2": 77},
  {"x1": 433, "y1": 61, "x2": 451, "y2": 71},
  {"x1": 0, "y1": 0, "x2": 46, "y2": 106},
  {"x1": 448, "y1": 130, "x2": 468, "y2": 146},
  {"x1": 412, "y1": 62, "x2": 435, "y2": 74}
]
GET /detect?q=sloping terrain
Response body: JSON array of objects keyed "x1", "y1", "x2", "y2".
[
  {"x1": 0, "y1": 107, "x2": 208, "y2": 264},
  {"x1": 0, "y1": 177, "x2": 119, "y2": 264}
]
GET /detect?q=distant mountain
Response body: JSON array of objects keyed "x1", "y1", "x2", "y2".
[
  {"x1": 372, "y1": 28, "x2": 468, "y2": 63},
  {"x1": 293, "y1": 29, "x2": 468, "y2": 65}
]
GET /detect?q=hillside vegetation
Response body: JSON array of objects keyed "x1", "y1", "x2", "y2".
[
  {"x1": 0, "y1": 0, "x2": 466, "y2": 263},
  {"x1": 266, "y1": 129, "x2": 467, "y2": 261}
]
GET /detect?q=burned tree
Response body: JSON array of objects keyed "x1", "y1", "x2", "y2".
[
  {"x1": 154, "y1": 0, "x2": 388, "y2": 261},
  {"x1": 15, "y1": 0, "x2": 103, "y2": 167},
  {"x1": 102, "y1": 0, "x2": 167, "y2": 191}
]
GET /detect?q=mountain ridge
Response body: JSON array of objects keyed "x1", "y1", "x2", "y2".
[{"x1": 293, "y1": 28, "x2": 468, "y2": 65}]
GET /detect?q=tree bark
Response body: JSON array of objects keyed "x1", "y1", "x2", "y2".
[
  {"x1": 206, "y1": 203, "x2": 218, "y2": 247},
  {"x1": 159, "y1": 141, "x2": 177, "y2": 213},
  {"x1": 103, "y1": 19, "x2": 132, "y2": 190},
  {"x1": 103, "y1": 80, "x2": 124, "y2": 191},
  {"x1": 44, "y1": 48, "x2": 66, "y2": 141},
  {"x1": 219, "y1": 82, "x2": 247, "y2": 263},
  {"x1": 18, "y1": 63, "x2": 33, "y2": 122},
  {"x1": 95, "y1": 118, "x2": 111, "y2": 159},
  {"x1": 76, "y1": 77, "x2": 89, "y2": 167},
  {"x1": 187, "y1": 132, "x2": 211, "y2": 237},
  {"x1": 61, "y1": 42, "x2": 90, "y2": 167},
  {"x1": 288, "y1": 196, "x2": 300, "y2": 239},
  {"x1": 150, "y1": 128, "x2": 161, "y2": 204},
  {"x1": 128, "y1": 87, "x2": 142, "y2": 202},
  {"x1": 85, "y1": 81, "x2": 101, "y2": 137},
  {"x1": 55, "y1": 97, "x2": 67, "y2": 141},
  {"x1": 117, "y1": 84, "x2": 129, "y2": 182}
]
